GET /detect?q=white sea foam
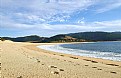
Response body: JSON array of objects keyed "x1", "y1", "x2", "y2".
[{"x1": 37, "y1": 44, "x2": 121, "y2": 61}]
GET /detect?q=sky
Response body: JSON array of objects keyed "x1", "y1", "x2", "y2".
[{"x1": 0, "y1": 0, "x2": 121, "y2": 37}]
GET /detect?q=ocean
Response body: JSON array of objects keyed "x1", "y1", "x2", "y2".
[{"x1": 38, "y1": 41, "x2": 121, "y2": 61}]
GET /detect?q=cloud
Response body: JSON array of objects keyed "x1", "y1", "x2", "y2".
[
  {"x1": 77, "y1": 17, "x2": 85, "y2": 24},
  {"x1": 1, "y1": 13, "x2": 121, "y2": 36},
  {"x1": 93, "y1": 20, "x2": 121, "y2": 27},
  {"x1": 1, "y1": 0, "x2": 121, "y2": 24},
  {"x1": 95, "y1": 0, "x2": 121, "y2": 13},
  {"x1": 1, "y1": 13, "x2": 121, "y2": 32},
  {"x1": 1, "y1": 0, "x2": 121, "y2": 37},
  {"x1": 1, "y1": 0, "x2": 96, "y2": 24}
]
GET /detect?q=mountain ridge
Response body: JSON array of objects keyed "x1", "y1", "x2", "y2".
[{"x1": 1, "y1": 32, "x2": 121, "y2": 43}]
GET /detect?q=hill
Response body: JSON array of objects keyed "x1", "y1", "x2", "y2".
[
  {"x1": 42, "y1": 34, "x2": 86, "y2": 42},
  {"x1": 2, "y1": 35, "x2": 46, "y2": 43},
  {"x1": 1, "y1": 32, "x2": 121, "y2": 42},
  {"x1": 66, "y1": 32, "x2": 121, "y2": 41}
]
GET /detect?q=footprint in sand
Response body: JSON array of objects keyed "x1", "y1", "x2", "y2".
[
  {"x1": 49, "y1": 65, "x2": 64, "y2": 75},
  {"x1": 106, "y1": 63, "x2": 119, "y2": 67},
  {"x1": 49, "y1": 65, "x2": 57, "y2": 68},
  {"x1": 97, "y1": 68, "x2": 102, "y2": 70},
  {"x1": 17, "y1": 76, "x2": 22, "y2": 78},
  {"x1": 110, "y1": 71, "x2": 117, "y2": 74},
  {"x1": 57, "y1": 59, "x2": 60, "y2": 60},
  {"x1": 51, "y1": 69, "x2": 64, "y2": 75},
  {"x1": 30, "y1": 57, "x2": 33, "y2": 59},
  {"x1": 51, "y1": 71, "x2": 59, "y2": 74},
  {"x1": 58, "y1": 69, "x2": 64, "y2": 71},
  {"x1": 0, "y1": 63, "x2": 1, "y2": 70},
  {"x1": 38, "y1": 60, "x2": 40, "y2": 63},
  {"x1": 36, "y1": 59, "x2": 40, "y2": 62},
  {"x1": 83, "y1": 59, "x2": 98, "y2": 64},
  {"x1": 83, "y1": 59, "x2": 92, "y2": 61},
  {"x1": 49, "y1": 66, "x2": 59, "y2": 75},
  {"x1": 60, "y1": 55, "x2": 64, "y2": 57},
  {"x1": 0, "y1": 48, "x2": 1, "y2": 51},
  {"x1": 85, "y1": 65, "x2": 89, "y2": 66},
  {"x1": 68, "y1": 61, "x2": 73, "y2": 63},
  {"x1": 76, "y1": 63, "x2": 80, "y2": 65},
  {"x1": 92, "y1": 67, "x2": 97, "y2": 68},
  {"x1": 91, "y1": 67, "x2": 102, "y2": 71},
  {"x1": 64, "y1": 60, "x2": 66, "y2": 61},
  {"x1": 70, "y1": 56, "x2": 78, "y2": 59},
  {"x1": 41, "y1": 64, "x2": 44, "y2": 65},
  {"x1": 91, "y1": 61, "x2": 98, "y2": 63}
]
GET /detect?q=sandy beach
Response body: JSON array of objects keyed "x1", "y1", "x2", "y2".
[{"x1": 1, "y1": 41, "x2": 121, "y2": 78}]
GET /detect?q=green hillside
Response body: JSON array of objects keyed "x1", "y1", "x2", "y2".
[{"x1": 1, "y1": 32, "x2": 121, "y2": 42}]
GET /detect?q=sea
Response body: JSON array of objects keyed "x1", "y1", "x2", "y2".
[{"x1": 38, "y1": 41, "x2": 121, "y2": 61}]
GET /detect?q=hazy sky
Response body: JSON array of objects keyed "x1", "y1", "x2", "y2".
[{"x1": 0, "y1": 0, "x2": 121, "y2": 37}]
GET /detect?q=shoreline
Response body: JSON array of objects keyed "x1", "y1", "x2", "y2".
[
  {"x1": 25, "y1": 43, "x2": 121, "y2": 67},
  {"x1": 1, "y1": 41, "x2": 121, "y2": 78},
  {"x1": 36, "y1": 43, "x2": 121, "y2": 62},
  {"x1": 37, "y1": 42, "x2": 121, "y2": 62}
]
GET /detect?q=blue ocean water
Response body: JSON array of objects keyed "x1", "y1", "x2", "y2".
[
  {"x1": 60, "y1": 41, "x2": 121, "y2": 54},
  {"x1": 38, "y1": 41, "x2": 121, "y2": 61}
]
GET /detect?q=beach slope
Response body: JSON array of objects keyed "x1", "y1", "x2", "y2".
[{"x1": 1, "y1": 41, "x2": 121, "y2": 78}]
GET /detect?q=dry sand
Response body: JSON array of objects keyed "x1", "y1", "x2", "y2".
[{"x1": 0, "y1": 41, "x2": 121, "y2": 78}]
